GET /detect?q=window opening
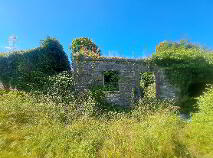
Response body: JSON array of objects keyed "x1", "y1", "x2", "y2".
[{"x1": 103, "y1": 71, "x2": 119, "y2": 91}]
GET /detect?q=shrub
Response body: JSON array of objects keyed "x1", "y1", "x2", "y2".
[
  {"x1": 44, "y1": 71, "x2": 75, "y2": 105},
  {"x1": 152, "y1": 41, "x2": 213, "y2": 113},
  {"x1": 70, "y1": 37, "x2": 101, "y2": 59},
  {"x1": 0, "y1": 37, "x2": 70, "y2": 91},
  {"x1": 153, "y1": 41, "x2": 213, "y2": 97},
  {"x1": 140, "y1": 72, "x2": 155, "y2": 98}
]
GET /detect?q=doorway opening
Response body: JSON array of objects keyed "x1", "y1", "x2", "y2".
[{"x1": 140, "y1": 72, "x2": 156, "y2": 98}]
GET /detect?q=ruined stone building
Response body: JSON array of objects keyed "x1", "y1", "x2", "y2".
[
  {"x1": 0, "y1": 54, "x2": 181, "y2": 107},
  {"x1": 73, "y1": 57, "x2": 180, "y2": 106}
]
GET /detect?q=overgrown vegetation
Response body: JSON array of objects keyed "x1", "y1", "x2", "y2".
[
  {"x1": 153, "y1": 40, "x2": 213, "y2": 113},
  {"x1": 70, "y1": 37, "x2": 101, "y2": 59},
  {"x1": 0, "y1": 85, "x2": 212, "y2": 157},
  {"x1": 0, "y1": 37, "x2": 70, "y2": 91},
  {"x1": 140, "y1": 72, "x2": 155, "y2": 98},
  {"x1": 0, "y1": 38, "x2": 213, "y2": 157},
  {"x1": 103, "y1": 71, "x2": 119, "y2": 91},
  {"x1": 153, "y1": 40, "x2": 213, "y2": 95}
]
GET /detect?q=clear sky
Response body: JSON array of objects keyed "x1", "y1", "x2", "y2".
[{"x1": 1, "y1": 0, "x2": 213, "y2": 59}]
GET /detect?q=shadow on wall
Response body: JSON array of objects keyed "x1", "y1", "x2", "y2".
[{"x1": 188, "y1": 82, "x2": 209, "y2": 97}]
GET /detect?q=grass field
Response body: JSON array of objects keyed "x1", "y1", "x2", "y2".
[{"x1": 0, "y1": 88, "x2": 213, "y2": 158}]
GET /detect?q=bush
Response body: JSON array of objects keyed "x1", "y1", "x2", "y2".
[
  {"x1": 153, "y1": 41, "x2": 213, "y2": 97},
  {"x1": 70, "y1": 37, "x2": 101, "y2": 59},
  {"x1": 1, "y1": 39, "x2": 213, "y2": 157},
  {"x1": 44, "y1": 71, "x2": 75, "y2": 105},
  {"x1": 140, "y1": 72, "x2": 155, "y2": 98},
  {"x1": 152, "y1": 41, "x2": 213, "y2": 113},
  {"x1": 0, "y1": 37, "x2": 70, "y2": 91}
]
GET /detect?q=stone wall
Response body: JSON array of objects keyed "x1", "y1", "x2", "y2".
[
  {"x1": 155, "y1": 69, "x2": 181, "y2": 100},
  {"x1": 0, "y1": 56, "x2": 181, "y2": 105},
  {"x1": 73, "y1": 57, "x2": 180, "y2": 106},
  {"x1": 0, "y1": 81, "x2": 4, "y2": 90}
]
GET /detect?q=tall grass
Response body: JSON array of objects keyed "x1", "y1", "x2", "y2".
[
  {"x1": 0, "y1": 89, "x2": 212, "y2": 158},
  {"x1": 182, "y1": 86, "x2": 213, "y2": 157}
]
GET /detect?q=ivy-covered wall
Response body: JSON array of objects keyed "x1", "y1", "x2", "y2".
[
  {"x1": 2, "y1": 37, "x2": 207, "y2": 107},
  {"x1": 153, "y1": 41, "x2": 213, "y2": 97},
  {"x1": 0, "y1": 37, "x2": 70, "y2": 91},
  {"x1": 73, "y1": 56, "x2": 180, "y2": 106}
]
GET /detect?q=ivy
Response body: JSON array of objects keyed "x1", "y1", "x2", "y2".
[
  {"x1": 152, "y1": 40, "x2": 213, "y2": 97},
  {"x1": 0, "y1": 37, "x2": 70, "y2": 92}
]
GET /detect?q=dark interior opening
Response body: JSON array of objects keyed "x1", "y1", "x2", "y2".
[
  {"x1": 188, "y1": 82, "x2": 208, "y2": 97},
  {"x1": 103, "y1": 71, "x2": 119, "y2": 91},
  {"x1": 104, "y1": 71, "x2": 119, "y2": 91}
]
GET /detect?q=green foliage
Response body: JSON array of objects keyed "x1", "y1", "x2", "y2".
[
  {"x1": 0, "y1": 90, "x2": 105, "y2": 157},
  {"x1": 140, "y1": 72, "x2": 155, "y2": 88},
  {"x1": 70, "y1": 37, "x2": 101, "y2": 59},
  {"x1": 44, "y1": 71, "x2": 75, "y2": 105},
  {"x1": 196, "y1": 85, "x2": 213, "y2": 114},
  {"x1": 0, "y1": 88, "x2": 213, "y2": 157},
  {"x1": 152, "y1": 41, "x2": 213, "y2": 113},
  {"x1": 40, "y1": 36, "x2": 64, "y2": 52},
  {"x1": 140, "y1": 72, "x2": 155, "y2": 98},
  {"x1": 89, "y1": 86, "x2": 120, "y2": 114},
  {"x1": 103, "y1": 71, "x2": 119, "y2": 91},
  {"x1": 0, "y1": 37, "x2": 70, "y2": 91},
  {"x1": 153, "y1": 41, "x2": 213, "y2": 96},
  {"x1": 175, "y1": 96, "x2": 198, "y2": 114},
  {"x1": 1, "y1": 38, "x2": 213, "y2": 157},
  {"x1": 182, "y1": 86, "x2": 213, "y2": 157}
]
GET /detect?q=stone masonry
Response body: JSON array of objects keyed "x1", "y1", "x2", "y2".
[
  {"x1": 0, "y1": 56, "x2": 181, "y2": 106},
  {"x1": 73, "y1": 57, "x2": 180, "y2": 106}
]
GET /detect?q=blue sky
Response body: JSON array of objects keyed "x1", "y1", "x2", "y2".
[{"x1": 1, "y1": 0, "x2": 213, "y2": 59}]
